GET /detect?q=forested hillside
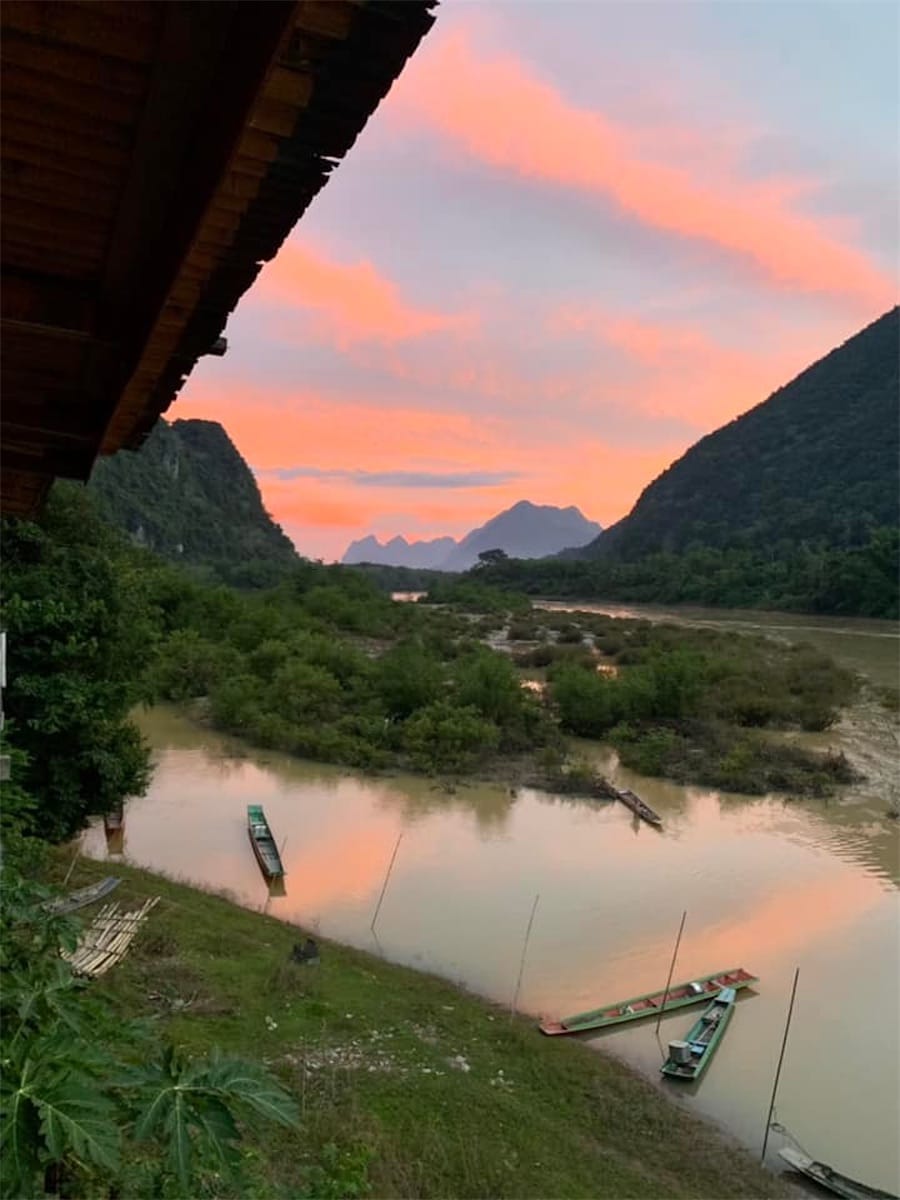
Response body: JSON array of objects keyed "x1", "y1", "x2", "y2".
[
  {"x1": 89, "y1": 418, "x2": 298, "y2": 586},
  {"x1": 472, "y1": 310, "x2": 898, "y2": 617},
  {"x1": 581, "y1": 307, "x2": 899, "y2": 560}
]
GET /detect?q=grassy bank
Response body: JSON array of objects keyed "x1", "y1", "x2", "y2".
[{"x1": 49, "y1": 853, "x2": 789, "y2": 1200}]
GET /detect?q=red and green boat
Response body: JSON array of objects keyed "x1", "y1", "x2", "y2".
[{"x1": 538, "y1": 967, "x2": 757, "y2": 1036}]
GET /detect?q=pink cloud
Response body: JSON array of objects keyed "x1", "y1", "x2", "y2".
[
  {"x1": 174, "y1": 378, "x2": 682, "y2": 558},
  {"x1": 253, "y1": 239, "x2": 469, "y2": 346},
  {"x1": 392, "y1": 31, "x2": 895, "y2": 309}
]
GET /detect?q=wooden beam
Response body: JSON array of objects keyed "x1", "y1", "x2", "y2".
[
  {"x1": 2, "y1": 268, "x2": 98, "y2": 334},
  {"x1": 1, "y1": 442, "x2": 96, "y2": 479},
  {"x1": 97, "y1": 1, "x2": 298, "y2": 451}
]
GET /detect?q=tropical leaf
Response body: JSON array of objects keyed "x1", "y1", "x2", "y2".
[
  {"x1": 127, "y1": 1045, "x2": 299, "y2": 1188},
  {"x1": 162, "y1": 1089, "x2": 193, "y2": 1188},
  {"x1": 0, "y1": 1061, "x2": 42, "y2": 1198},
  {"x1": 36, "y1": 1078, "x2": 120, "y2": 1171},
  {"x1": 198, "y1": 1048, "x2": 299, "y2": 1128}
]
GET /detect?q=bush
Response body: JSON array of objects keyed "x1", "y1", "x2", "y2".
[{"x1": 402, "y1": 702, "x2": 499, "y2": 774}]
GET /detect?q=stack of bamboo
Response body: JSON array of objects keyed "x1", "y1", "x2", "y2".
[{"x1": 62, "y1": 896, "x2": 159, "y2": 978}]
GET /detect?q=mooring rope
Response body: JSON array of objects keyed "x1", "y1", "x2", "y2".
[{"x1": 768, "y1": 1107, "x2": 814, "y2": 1161}]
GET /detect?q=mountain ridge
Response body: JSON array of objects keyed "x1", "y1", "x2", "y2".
[
  {"x1": 573, "y1": 306, "x2": 899, "y2": 562},
  {"x1": 342, "y1": 500, "x2": 602, "y2": 570}
]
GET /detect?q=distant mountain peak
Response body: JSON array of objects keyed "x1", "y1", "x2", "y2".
[{"x1": 343, "y1": 500, "x2": 602, "y2": 571}]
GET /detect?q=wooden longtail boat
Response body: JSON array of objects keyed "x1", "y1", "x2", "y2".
[
  {"x1": 103, "y1": 806, "x2": 124, "y2": 833},
  {"x1": 661, "y1": 986, "x2": 736, "y2": 1080},
  {"x1": 778, "y1": 1149, "x2": 898, "y2": 1200},
  {"x1": 43, "y1": 876, "x2": 121, "y2": 916},
  {"x1": 539, "y1": 967, "x2": 757, "y2": 1036},
  {"x1": 247, "y1": 805, "x2": 285, "y2": 880},
  {"x1": 616, "y1": 788, "x2": 662, "y2": 827}
]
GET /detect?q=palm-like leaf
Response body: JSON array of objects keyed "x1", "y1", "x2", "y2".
[
  {"x1": 0, "y1": 1054, "x2": 120, "y2": 1196},
  {"x1": 126, "y1": 1045, "x2": 299, "y2": 1187}
]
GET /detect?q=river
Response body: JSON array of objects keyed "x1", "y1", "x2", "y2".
[{"x1": 83, "y1": 605, "x2": 899, "y2": 1193}]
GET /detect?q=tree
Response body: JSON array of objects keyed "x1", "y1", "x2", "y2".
[
  {"x1": 1, "y1": 486, "x2": 152, "y2": 840},
  {"x1": 476, "y1": 548, "x2": 508, "y2": 567}
]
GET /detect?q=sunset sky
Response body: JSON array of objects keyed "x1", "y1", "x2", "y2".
[{"x1": 175, "y1": 0, "x2": 899, "y2": 561}]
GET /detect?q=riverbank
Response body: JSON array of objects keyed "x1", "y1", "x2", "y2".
[{"x1": 49, "y1": 851, "x2": 789, "y2": 1200}]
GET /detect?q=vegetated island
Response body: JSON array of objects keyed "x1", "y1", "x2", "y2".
[{"x1": 3, "y1": 485, "x2": 862, "y2": 856}]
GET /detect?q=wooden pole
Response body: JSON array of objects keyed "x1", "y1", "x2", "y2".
[
  {"x1": 656, "y1": 909, "x2": 687, "y2": 1034},
  {"x1": 370, "y1": 833, "x2": 403, "y2": 933},
  {"x1": 761, "y1": 967, "x2": 799, "y2": 1163},
  {"x1": 510, "y1": 892, "x2": 540, "y2": 1021},
  {"x1": 62, "y1": 842, "x2": 81, "y2": 887}
]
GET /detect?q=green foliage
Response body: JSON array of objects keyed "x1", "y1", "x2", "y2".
[
  {"x1": 298, "y1": 1141, "x2": 373, "y2": 1200},
  {"x1": 89, "y1": 418, "x2": 297, "y2": 587},
  {"x1": 423, "y1": 577, "x2": 531, "y2": 614},
  {"x1": 590, "y1": 308, "x2": 898, "y2": 560},
  {"x1": 0, "y1": 873, "x2": 298, "y2": 1198},
  {"x1": 122, "y1": 1045, "x2": 298, "y2": 1189},
  {"x1": 472, "y1": 527, "x2": 900, "y2": 619},
  {"x1": 473, "y1": 310, "x2": 900, "y2": 619},
  {"x1": 611, "y1": 720, "x2": 858, "y2": 797},
  {"x1": 378, "y1": 641, "x2": 445, "y2": 718},
  {"x1": 402, "y1": 702, "x2": 499, "y2": 774},
  {"x1": 1, "y1": 485, "x2": 153, "y2": 840}
]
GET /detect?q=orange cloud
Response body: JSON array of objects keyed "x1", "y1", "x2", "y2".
[
  {"x1": 253, "y1": 239, "x2": 468, "y2": 346},
  {"x1": 394, "y1": 31, "x2": 895, "y2": 308},
  {"x1": 175, "y1": 376, "x2": 682, "y2": 555}
]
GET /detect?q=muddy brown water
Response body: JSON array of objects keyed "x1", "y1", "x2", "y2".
[{"x1": 84, "y1": 605, "x2": 899, "y2": 1192}]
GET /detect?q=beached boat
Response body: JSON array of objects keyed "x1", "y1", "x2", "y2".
[
  {"x1": 247, "y1": 805, "x2": 285, "y2": 880},
  {"x1": 616, "y1": 787, "x2": 662, "y2": 826},
  {"x1": 103, "y1": 806, "x2": 124, "y2": 833},
  {"x1": 661, "y1": 986, "x2": 736, "y2": 1080},
  {"x1": 778, "y1": 1148, "x2": 899, "y2": 1200},
  {"x1": 43, "y1": 876, "x2": 121, "y2": 915},
  {"x1": 539, "y1": 967, "x2": 756, "y2": 1036}
]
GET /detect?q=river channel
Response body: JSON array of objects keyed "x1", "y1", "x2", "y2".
[{"x1": 83, "y1": 605, "x2": 899, "y2": 1192}]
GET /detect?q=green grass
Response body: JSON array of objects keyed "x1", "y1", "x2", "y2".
[{"x1": 48, "y1": 853, "x2": 789, "y2": 1200}]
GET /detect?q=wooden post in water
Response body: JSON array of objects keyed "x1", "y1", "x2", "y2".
[
  {"x1": 760, "y1": 967, "x2": 800, "y2": 1164},
  {"x1": 655, "y1": 909, "x2": 687, "y2": 1034},
  {"x1": 370, "y1": 833, "x2": 403, "y2": 934},
  {"x1": 510, "y1": 892, "x2": 540, "y2": 1021}
]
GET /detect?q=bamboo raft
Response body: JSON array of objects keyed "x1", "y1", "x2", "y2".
[
  {"x1": 62, "y1": 896, "x2": 159, "y2": 977},
  {"x1": 43, "y1": 876, "x2": 121, "y2": 915}
]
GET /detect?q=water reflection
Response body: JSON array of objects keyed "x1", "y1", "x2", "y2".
[{"x1": 83, "y1": 700, "x2": 900, "y2": 1193}]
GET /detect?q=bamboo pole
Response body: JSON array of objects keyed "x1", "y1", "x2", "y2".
[
  {"x1": 510, "y1": 893, "x2": 540, "y2": 1021},
  {"x1": 656, "y1": 910, "x2": 687, "y2": 1034},
  {"x1": 370, "y1": 833, "x2": 403, "y2": 933},
  {"x1": 760, "y1": 968, "x2": 800, "y2": 1163},
  {"x1": 62, "y1": 842, "x2": 81, "y2": 887}
]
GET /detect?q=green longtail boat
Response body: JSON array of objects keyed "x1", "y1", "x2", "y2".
[
  {"x1": 247, "y1": 805, "x2": 285, "y2": 881},
  {"x1": 539, "y1": 967, "x2": 756, "y2": 1036},
  {"x1": 660, "y1": 986, "x2": 736, "y2": 1080}
]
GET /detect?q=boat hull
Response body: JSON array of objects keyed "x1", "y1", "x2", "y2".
[
  {"x1": 616, "y1": 788, "x2": 662, "y2": 826},
  {"x1": 247, "y1": 805, "x2": 285, "y2": 880},
  {"x1": 660, "y1": 988, "x2": 735, "y2": 1080},
  {"x1": 779, "y1": 1149, "x2": 899, "y2": 1200},
  {"x1": 539, "y1": 967, "x2": 756, "y2": 1035}
]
